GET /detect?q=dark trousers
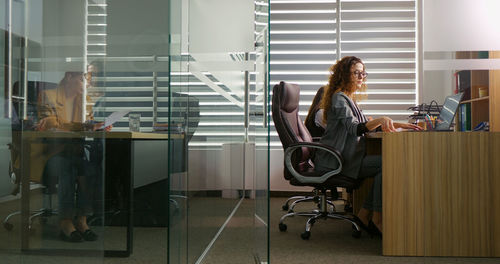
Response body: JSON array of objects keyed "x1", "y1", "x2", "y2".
[
  {"x1": 44, "y1": 140, "x2": 103, "y2": 220},
  {"x1": 357, "y1": 155, "x2": 382, "y2": 212}
]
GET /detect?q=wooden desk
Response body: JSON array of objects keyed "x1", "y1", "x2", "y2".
[
  {"x1": 20, "y1": 131, "x2": 177, "y2": 257},
  {"x1": 381, "y1": 132, "x2": 500, "y2": 257}
]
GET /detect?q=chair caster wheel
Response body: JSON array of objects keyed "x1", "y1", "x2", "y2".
[
  {"x1": 301, "y1": 231, "x2": 310, "y2": 240},
  {"x1": 352, "y1": 229, "x2": 361, "y2": 238},
  {"x1": 278, "y1": 223, "x2": 287, "y2": 232},
  {"x1": 282, "y1": 204, "x2": 289, "y2": 211},
  {"x1": 3, "y1": 222, "x2": 13, "y2": 231}
]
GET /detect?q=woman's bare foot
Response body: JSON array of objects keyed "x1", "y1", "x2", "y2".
[
  {"x1": 357, "y1": 208, "x2": 371, "y2": 226},
  {"x1": 60, "y1": 219, "x2": 76, "y2": 236},
  {"x1": 372, "y1": 211, "x2": 383, "y2": 233},
  {"x1": 75, "y1": 216, "x2": 90, "y2": 232},
  {"x1": 75, "y1": 215, "x2": 98, "y2": 241}
]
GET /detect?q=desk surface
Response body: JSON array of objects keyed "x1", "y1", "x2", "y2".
[
  {"x1": 365, "y1": 131, "x2": 383, "y2": 139},
  {"x1": 20, "y1": 131, "x2": 183, "y2": 140}
]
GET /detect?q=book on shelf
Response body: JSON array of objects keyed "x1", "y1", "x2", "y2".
[
  {"x1": 457, "y1": 70, "x2": 471, "y2": 101},
  {"x1": 459, "y1": 103, "x2": 471, "y2": 131}
]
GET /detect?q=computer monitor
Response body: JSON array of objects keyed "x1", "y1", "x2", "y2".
[{"x1": 434, "y1": 92, "x2": 464, "y2": 131}]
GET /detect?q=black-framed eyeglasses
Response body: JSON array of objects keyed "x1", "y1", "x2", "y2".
[{"x1": 352, "y1": 70, "x2": 368, "y2": 78}]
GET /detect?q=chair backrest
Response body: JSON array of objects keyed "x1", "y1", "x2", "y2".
[
  {"x1": 304, "y1": 86, "x2": 326, "y2": 138},
  {"x1": 8, "y1": 81, "x2": 57, "y2": 195},
  {"x1": 12, "y1": 81, "x2": 58, "y2": 127},
  {"x1": 272, "y1": 81, "x2": 313, "y2": 180}
]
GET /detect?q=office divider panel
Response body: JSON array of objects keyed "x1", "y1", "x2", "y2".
[
  {"x1": 0, "y1": 0, "x2": 172, "y2": 262},
  {"x1": 168, "y1": 0, "x2": 270, "y2": 263},
  {"x1": 253, "y1": 1, "x2": 270, "y2": 262},
  {"x1": 0, "y1": 0, "x2": 269, "y2": 263},
  {"x1": 1, "y1": 0, "x2": 108, "y2": 262}
]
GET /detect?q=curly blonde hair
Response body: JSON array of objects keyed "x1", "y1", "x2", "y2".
[{"x1": 320, "y1": 56, "x2": 367, "y2": 124}]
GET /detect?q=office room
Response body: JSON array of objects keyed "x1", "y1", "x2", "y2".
[
  {"x1": 268, "y1": 0, "x2": 499, "y2": 263},
  {"x1": 0, "y1": 0, "x2": 499, "y2": 264}
]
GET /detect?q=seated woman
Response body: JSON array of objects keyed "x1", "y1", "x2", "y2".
[
  {"x1": 314, "y1": 56, "x2": 420, "y2": 235},
  {"x1": 304, "y1": 86, "x2": 326, "y2": 138},
  {"x1": 37, "y1": 71, "x2": 110, "y2": 242}
]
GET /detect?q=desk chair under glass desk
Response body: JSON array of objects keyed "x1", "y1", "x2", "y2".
[
  {"x1": 356, "y1": 131, "x2": 500, "y2": 257},
  {"x1": 20, "y1": 131, "x2": 181, "y2": 257}
]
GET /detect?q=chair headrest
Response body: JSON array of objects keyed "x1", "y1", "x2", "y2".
[{"x1": 280, "y1": 82, "x2": 300, "y2": 113}]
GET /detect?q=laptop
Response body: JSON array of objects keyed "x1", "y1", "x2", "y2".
[{"x1": 432, "y1": 92, "x2": 464, "y2": 131}]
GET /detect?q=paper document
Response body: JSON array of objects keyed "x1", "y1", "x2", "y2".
[{"x1": 101, "y1": 110, "x2": 130, "y2": 129}]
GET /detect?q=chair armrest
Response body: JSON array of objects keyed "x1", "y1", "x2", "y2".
[{"x1": 284, "y1": 142, "x2": 343, "y2": 184}]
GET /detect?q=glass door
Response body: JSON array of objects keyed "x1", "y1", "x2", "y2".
[
  {"x1": 251, "y1": 0, "x2": 270, "y2": 262},
  {"x1": 1, "y1": 0, "x2": 172, "y2": 262},
  {"x1": 168, "y1": 0, "x2": 270, "y2": 263}
]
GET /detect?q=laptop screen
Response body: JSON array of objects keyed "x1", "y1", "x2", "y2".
[{"x1": 434, "y1": 92, "x2": 464, "y2": 131}]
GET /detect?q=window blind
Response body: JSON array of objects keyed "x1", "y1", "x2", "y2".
[
  {"x1": 270, "y1": 0, "x2": 338, "y2": 147},
  {"x1": 87, "y1": 0, "x2": 416, "y2": 148},
  {"x1": 269, "y1": 0, "x2": 416, "y2": 148},
  {"x1": 339, "y1": 0, "x2": 416, "y2": 121}
]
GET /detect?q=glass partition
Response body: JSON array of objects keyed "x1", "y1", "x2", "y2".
[
  {"x1": 0, "y1": 0, "x2": 269, "y2": 263},
  {"x1": 252, "y1": 0, "x2": 270, "y2": 262},
  {"x1": 1, "y1": 0, "x2": 107, "y2": 261},
  {"x1": 0, "y1": 0, "x2": 171, "y2": 262},
  {"x1": 168, "y1": 0, "x2": 270, "y2": 263}
]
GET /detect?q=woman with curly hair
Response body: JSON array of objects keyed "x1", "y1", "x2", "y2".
[{"x1": 314, "y1": 56, "x2": 420, "y2": 235}]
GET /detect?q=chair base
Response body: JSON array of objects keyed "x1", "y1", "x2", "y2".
[
  {"x1": 281, "y1": 189, "x2": 338, "y2": 212},
  {"x1": 3, "y1": 208, "x2": 58, "y2": 231},
  {"x1": 278, "y1": 189, "x2": 361, "y2": 240}
]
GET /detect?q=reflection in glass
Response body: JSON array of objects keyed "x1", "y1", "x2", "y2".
[
  {"x1": 0, "y1": 0, "x2": 269, "y2": 263},
  {"x1": 168, "y1": 0, "x2": 269, "y2": 263}
]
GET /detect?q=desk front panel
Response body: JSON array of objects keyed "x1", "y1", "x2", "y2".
[{"x1": 382, "y1": 132, "x2": 500, "y2": 257}]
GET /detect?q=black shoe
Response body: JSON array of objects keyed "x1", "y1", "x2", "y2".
[
  {"x1": 351, "y1": 215, "x2": 371, "y2": 234},
  {"x1": 79, "y1": 229, "x2": 98, "y2": 241},
  {"x1": 368, "y1": 220, "x2": 382, "y2": 238},
  {"x1": 59, "y1": 230, "x2": 84, "y2": 242}
]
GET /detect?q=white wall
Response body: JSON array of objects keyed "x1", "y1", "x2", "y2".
[
  {"x1": 41, "y1": 0, "x2": 85, "y2": 73},
  {"x1": 421, "y1": 0, "x2": 500, "y2": 103},
  {"x1": 423, "y1": 0, "x2": 500, "y2": 52},
  {"x1": 187, "y1": 147, "x2": 307, "y2": 193},
  {"x1": 188, "y1": 0, "x2": 253, "y2": 54},
  {"x1": 107, "y1": 0, "x2": 169, "y2": 58}
]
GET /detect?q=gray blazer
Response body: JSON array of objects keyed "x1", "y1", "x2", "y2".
[{"x1": 314, "y1": 92, "x2": 367, "y2": 179}]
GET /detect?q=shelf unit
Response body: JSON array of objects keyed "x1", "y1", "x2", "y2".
[
  {"x1": 456, "y1": 51, "x2": 500, "y2": 132},
  {"x1": 490, "y1": 51, "x2": 500, "y2": 132}
]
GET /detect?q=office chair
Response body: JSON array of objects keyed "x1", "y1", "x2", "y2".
[
  {"x1": 281, "y1": 86, "x2": 331, "y2": 214},
  {"x1": 271, "y1": 81, "x2": 362, "y2": 240},
  {"x1": 3, "y1": 81, "x2": 59, "y2": 231}
]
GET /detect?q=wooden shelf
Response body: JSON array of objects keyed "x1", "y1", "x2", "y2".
[
  {"x1": 455, "y1": 55, "x2": 496, "y2": 131},
  {"x1": 460, "y1": 96, "x2": 489, "y2": 104}
]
